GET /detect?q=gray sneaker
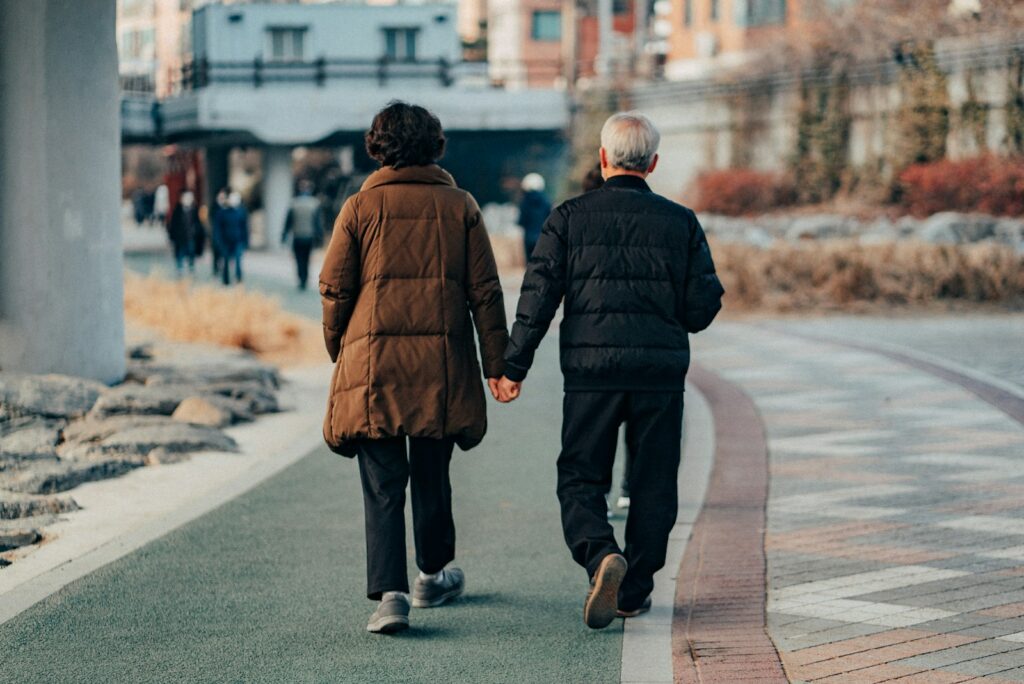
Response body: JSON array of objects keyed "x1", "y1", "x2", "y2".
[
  {"x1": 412, "y1": 567, "x2": 465, "y2": 608},
  {"x1": 367, "y1": 593, "x2": 410, "y2": 634}
]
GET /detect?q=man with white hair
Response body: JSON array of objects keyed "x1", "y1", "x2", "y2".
[{"x1": 497, "y1": 112, "x2": 724, "y2": 629}]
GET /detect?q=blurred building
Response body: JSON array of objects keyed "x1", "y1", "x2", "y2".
[
  {"x1": 664, "y1": 0, "x2": 800, "y2": 80},
  {"x1": 488, "y1": 0, "x2": 649, "y2": 88}
]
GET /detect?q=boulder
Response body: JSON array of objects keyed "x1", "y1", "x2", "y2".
[
  {"x1": 0, "y1": 491, "x2": 80, "y2": 519},
  {"x1": 0, "y1": 528, "x2": 42, "y2": 552},
  {"x1": 61, "y1": 415, "x2": 177, "y2": 445},
  {"x1": 917, "y1": 212, "x2": 999, "y2": 244},
  {"x1": 0, "y1": 419, "x2": 63, "y2": 463},
  {"x1": 61, "y1": 423, "x2": 238, "y2": 461},
  {"x1": 895, "y1": 215, "x2": 921, "y2": 237},
  {"x1": 858, "y1": 218, "x2": 899, "y2": 245},
  {"x1": 785, "y1": 214, "x2": 856, "y2": 241},
  {"x1": 172, "y1": 397, "x2": 232, "y2": 428},
  {"x1": 203, "y1": 382, "x2": 278, "y2": 415},
  {"x1": 0, "y1": 374, "x2": 105, "y2": 419},
  {"x1": 1, "y1": 458, "x2": 144, "y2": 495},
  {"x1": 89, "y1": 383, "x2": 201, "y2": 418}
]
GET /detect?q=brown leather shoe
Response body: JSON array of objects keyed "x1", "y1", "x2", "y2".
[
  {"x1": 583, "y1": 553, "x2": 628, "y2": 629},
  {"x1": 617, "y1": 595, "x2": 652, "y2": 618}
]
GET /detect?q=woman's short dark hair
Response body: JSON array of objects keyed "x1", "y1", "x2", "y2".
[{"x1": 365, "y1": 101, "x2": 446, "y2": 168}]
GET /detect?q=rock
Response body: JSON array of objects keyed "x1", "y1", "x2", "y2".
[
  {"x1": 172, "y1": 397, "x2": 232, "y2": 428},
  {"x1": 0, "y1": 558, "x2": 9, "y2": 568},
  {"x1": 0, "y1": 419, "x2": 63, "y2": 463},
  {"x1": 1, "y1": 458, "x2": 144, "y2": 495},
  {"x1": 895, "y1": 215, "x2": 921, "y2": 237},
  {"x1": 995, "y1": 218, "x2": 1024, "y2": 252},
  {"x1": 0, "y1": 374, "x2": 106, "y2": 419},
  {"x1": 61, "y1": 415, "x2": 178, "y2": 445},
  {"x1": 785, "y1": 214, "x2": 856, "y2": 241},
  {"x1": 858, "y1": 218, "x2": 899, "y2": 245},
  {"x1": 61, "y1": 423, "x2": 237, "y2": 461},
  {"x1": 0, "y1": 529, "x2": 41, "y2": 552},
  {"x1": 0, "y1": 491, "x2": 80, "y2": 519},
  {"x1": 917, "y1": 212, "x2": 999, "y2": 244},
  {"x1": 89, "y1": 383, "x2": 200, "y2": 418},
  {"x1": 203, "y1": 382, "x2": 278, "y2": 415},
  {"x1": 743, "y1": 226, "x2": 775, "y2": 248}
]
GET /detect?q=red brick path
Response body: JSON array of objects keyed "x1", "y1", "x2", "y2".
[{"x1": 673, "y1": 364, "x2": 788, "y2": 683}]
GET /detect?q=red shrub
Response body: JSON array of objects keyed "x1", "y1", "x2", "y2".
[
  {"x1": 689, "y1": 168, "x2": 796, "y2": 216},
  {"x1": 898, "y1": 155, "x2": 1024, "y2": 217}
]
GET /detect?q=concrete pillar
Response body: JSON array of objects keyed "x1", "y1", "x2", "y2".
[
  {"x1": 596, "y1": 0, "x2": 613, "y2": 77},
  {"x1": 261, "y1": 146, "x2": 293, "y2": 248},
  {"x1": 204, "y1": 145, "x2": 230, "y2": 216},
  {"x1": 0, "y1": 0, "x2": 125, "y2": 383}
]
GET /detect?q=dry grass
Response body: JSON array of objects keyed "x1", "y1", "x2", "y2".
[
  {"x1": 712, "y1": 239, "x2": 1024, "y2": 313},
  {"x1": 124, "y1": 272, "x2": 325, "y2": 366}
]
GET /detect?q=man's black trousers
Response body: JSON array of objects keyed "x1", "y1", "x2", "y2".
[
  {"x1": 355, "y1": 436, "x2": 456, "y2": 600},
  {"x1": 558, "y1": 391, "x2": 683, "y2": 611}
]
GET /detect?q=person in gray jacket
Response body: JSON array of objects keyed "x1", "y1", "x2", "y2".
[{"x1": 282, "y1": 180, "x2": 323, "y2": 290}]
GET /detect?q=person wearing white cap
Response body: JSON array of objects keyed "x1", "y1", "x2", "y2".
[{"x1": 517, "y1": 172, "x2": 551, "y2": 263}]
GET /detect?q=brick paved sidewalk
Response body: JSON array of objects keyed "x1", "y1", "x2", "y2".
[{"x1": 693, "y1": 322, "x2": 1024, "y2": 683}]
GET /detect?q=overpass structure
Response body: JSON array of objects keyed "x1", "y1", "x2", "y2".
[{"x1": 122, "y1": 2, "x2": 571, "y2": 244}]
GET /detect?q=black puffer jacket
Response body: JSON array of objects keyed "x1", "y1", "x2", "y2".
[{"x1": 504, "y1": 174, "x2": 724, "y2": 391}]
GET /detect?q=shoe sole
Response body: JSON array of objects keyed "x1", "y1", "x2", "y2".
[
  {"x1": 617, "y1": 605, "x2": 651, "y2": 618},
  {"x1": 367, "y1": 615, "x2": 410, "y2": 634},
  {"x1": 411, "y1": 583, "x2": 464, "y2": 609},
  {"x1": 584, "y1": 554, "x2": 628, "y2": 629}
]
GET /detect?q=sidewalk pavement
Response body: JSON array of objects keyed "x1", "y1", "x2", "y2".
[{"x1": 691, "y1": 321, "x2": 1024, "y2": 683}]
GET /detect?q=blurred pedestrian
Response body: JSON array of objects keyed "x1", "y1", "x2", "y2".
[
  {"x1": 214, "y1": 191, "x2": 248, "y2": 285},
  {"x1": 582, "y1": 162, "x2": 604, "y2": 192},
  {"x1": 153, "y1": 183, "x2": 170, "y2": 227},
  {"x1": 319, "y1": 101, "x2": 508, "y2": 635},
  {"x1": 517, "y1": 172, "x2": 551, "y2": 262},
  {"x1": 166, "y1": 190, "x2": 204, "y2": 276},
  {"x1": 210, "y1": 188, "x2": 229, "y2": 277},
  {"x1": 495, "y1": 112, "x2": 724, "y2": 629},
  {"x1": 281, "y1": 180, "x2": 322, "y2": 290}
]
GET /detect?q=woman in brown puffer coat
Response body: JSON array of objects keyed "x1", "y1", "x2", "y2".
[{"x1": 319, "y1": 102, "x2": 508, "y2": 633}]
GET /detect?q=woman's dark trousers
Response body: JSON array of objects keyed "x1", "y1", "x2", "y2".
[
  {"x1": 355, "y1": 436, "x2": 456, "y2": 600},
  {"x1": 557, "y1": 391, "x2": 683, "y2": 610}
]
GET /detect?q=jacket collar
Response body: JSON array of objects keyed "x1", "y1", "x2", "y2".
[
  {"x1": 361, "y1": 164, "x2": 456, "y2": 191},
  {"x1": 602, "y1": 174, "x2": 652, "y2": 192}
]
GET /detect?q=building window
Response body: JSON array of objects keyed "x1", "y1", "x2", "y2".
[
  {"x1": 383, "y1": 27, "x2": 419, "y2": 62},
  {"x1": 266, "y1": 27, "x2": 307, "y2": 62},
  {"x1": 531, "y1": 11, "x2": 562, "y2": 41},
  {"x1": 710, "y1": 0, "x2": 720, "y2": 20},
  {"x1": 684, "y1": 0, "x2": 692, "y2": 25},
  {"x1": 738, "y1": 0, "x2": 786, "y2": 26}
]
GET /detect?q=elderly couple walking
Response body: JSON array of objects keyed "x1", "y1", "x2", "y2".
[{"x1": 319, "y1": 101, "x2": 724, "y2": 634}]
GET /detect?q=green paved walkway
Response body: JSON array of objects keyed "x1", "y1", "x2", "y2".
[{"x1": 1, "y1": 253, "x2": 625, "y2": 683}]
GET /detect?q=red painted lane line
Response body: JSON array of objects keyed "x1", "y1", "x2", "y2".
[
  {"x1": 674, "y1": 364, "x2": 788, "y2": 683},
  {"x1": 777, "y1": 330, "x2": 1024, "y2": 428}
]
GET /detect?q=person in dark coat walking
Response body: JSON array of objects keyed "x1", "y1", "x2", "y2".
[
  {"x1": 166, "y1": 191, "x2": 204, "y2": 276},
  {"x1": 209, "y1": 188, "x2": 229, "y2": 277},
  {"x1": 495, "y1": 112, "x2": 724, "y2": 630},
  {"x1": 516, "y1": 173, "x2": 551, "y2": 262},
  {"x1": 214, "y1": 191, "x2": 249, "y2": 285},
  {"x1": 281, "y1": 180, "x2": 322, "y2": 290},
  {"x1": 319, "y1": 102, "x2": 509, "y2": 635}
]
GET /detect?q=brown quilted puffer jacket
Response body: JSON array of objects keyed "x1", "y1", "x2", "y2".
[{"x1": 319, "y1": 164, "x2": 508, "y2": 456}]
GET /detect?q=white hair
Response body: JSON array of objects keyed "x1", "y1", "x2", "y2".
[
  {"x1": 600, "y1": 111, "x2": 660, "y2": 172},
  {"x1": 521, "y1": 172, "x2": 545, "y2": 192}
]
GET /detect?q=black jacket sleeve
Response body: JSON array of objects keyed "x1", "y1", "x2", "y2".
[
  {"x1": 503, "y1": 206, "x2": 568, "y2": 381},
  {"x1": 680, "y1": 213, "x2": 724, "y2": 333}
]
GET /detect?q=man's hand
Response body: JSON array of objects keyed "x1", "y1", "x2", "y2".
[
  {"x1": 497, "y1": 376, "x2": 522, "y2": 403},
  {"x1": 488, "y1": 377, "x2": 522, "y2": 403}
]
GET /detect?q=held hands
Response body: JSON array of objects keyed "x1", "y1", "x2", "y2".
[{"x1": 487, "y1": 376, "x2": 522, "y2": 403}]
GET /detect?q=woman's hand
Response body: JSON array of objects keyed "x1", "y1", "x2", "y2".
[{"x1": 488, "y1": 376, "x2": 522, "y2": 403}]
